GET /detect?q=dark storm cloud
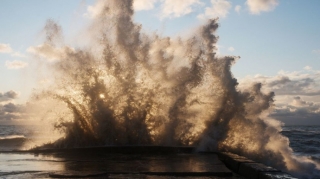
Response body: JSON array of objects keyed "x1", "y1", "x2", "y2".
[{"x1": 0, "y1": 90, "x2": 18, "y2": 102}]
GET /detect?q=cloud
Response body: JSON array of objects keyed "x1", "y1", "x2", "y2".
[
  {"x1": 235, "y1": 5, "x2": 241, "y2": 13},
  {"x1": 5, "y1": 60, "x2": 28, "y2": 69},
  {"x1": 84, "y1": 0, "x2": 158, "y2": 18},
  {"x1": 83, "y1": 0, "x2": 279, "y2": 20},
  {"x1": 228, "y1": 46, "x2": 235, "y2": 52},
  {"x1": 246, "y1": 0, "x2": 279, "y2": 14},
  {"x1": 0, "y1": 43, "x2": 13, "y2": 53},
  {"x1": 27, "y1": 43, "x2": 74, "y2": 61},
  {"x1": 239, "y1": 69, "x2": 320, "y2": 97},
  {"x1": 304, "y1": 66, "x2": 312, "y2": 70},
  {"x1": 11, "y1": 52, "x2": 26, "y2": 58},
  {"x1": 0, "y1": 43, "x2": 26, "y2": 58},
  {"x1": 271, "y1": 96, "x2": 320, "y2": 125},
  {"x1": 2, "y1": 103, "x2": 20, "y2": 113},
  {"x1": 0, "y1": 91, "x2": 28, "y2": 121},
  {"x1": 0, "y1": 91, "x2": 18, "y2": 102},
  {"x1": 134, "y1": 0, "x2": 158, "y2": 11},
  {"x1": 0, "y1": 103, "x2": 27, "y2": 121},
  {"x1": 161, "y1": 0, "x2": 202, "y2": 18},
  {"x1": 239, "y1": 69, "x2": 320, "y2": 124},
  {"x1": 84, "y1": 0, "x2": 202, "y2": 19},
  {"x1": 197, "y1": 0, "x2": 231, "y2": 19},
  {"x1": 0, "y1": 91, "x2": 32, "y2": 121}
]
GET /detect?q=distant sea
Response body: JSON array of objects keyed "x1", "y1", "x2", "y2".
[
  {"x1": 0, "y1": 125, "x2": 59, "y2": 151},
  {"x1": 0, "y1": 124, "x2": 320, "y2": 162},
  {"x1": 281, "y1": 125, "x2": 320, "y2": 163}
]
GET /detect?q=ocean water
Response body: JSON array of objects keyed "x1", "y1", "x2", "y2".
[
  {"x1": 0, "y1": 125, "x2": 60, "y2": 151},
  {"x1": 282, "y1": 125, "x2": 320, "y2": 164}
]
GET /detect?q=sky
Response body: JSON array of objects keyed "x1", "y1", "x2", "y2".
[{"x1": 0, "y1": 0, "x2": 320, "y2": 125}]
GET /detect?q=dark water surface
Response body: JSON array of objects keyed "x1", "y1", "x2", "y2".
[{"x1": 282, "y1": 125, "x2": 320, "y2": 163}]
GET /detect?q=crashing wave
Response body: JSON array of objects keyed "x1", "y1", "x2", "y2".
[{"x1": 29, "y1": 0, "x2": 320, "y2": 178}]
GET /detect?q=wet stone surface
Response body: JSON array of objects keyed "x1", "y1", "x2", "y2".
[
  {"x1": 0, "y1": 148, "x2": 239, "y2": 178},
  {"x1": 218, "y1": 152, "x2": 299, "y2": 179},
  {"x1": 218, "y1": 152, "x2": 255, "y2": 172}
]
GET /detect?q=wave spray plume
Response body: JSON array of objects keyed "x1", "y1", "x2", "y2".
[{"x1": 30, "y1": 0, "x2": 319, "y2": 178}]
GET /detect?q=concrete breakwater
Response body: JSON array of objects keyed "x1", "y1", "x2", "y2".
[
  {"x1": 0, "y1": 146, "x2": 297, "y2": 178},
  {"x1": 218, "y1": 152, "x2": 298, "y2": 179}
]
